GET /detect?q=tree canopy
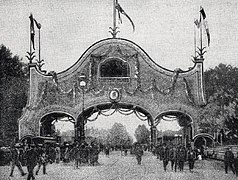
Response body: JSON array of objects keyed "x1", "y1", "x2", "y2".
[
  {"x1": 0, "y1": 45, "x2": 28, "y2": 146},
  {"x1": 134, "y1": 124, "x2": 150, "y2": 144},
  {"x1": 199, "y1": 63, "x2": 238, "y2": 144}
]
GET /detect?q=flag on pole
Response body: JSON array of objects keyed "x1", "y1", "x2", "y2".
[
  {"x1": 29, "y1": 14, "x2": 35, "y2": 50},
  {"x1": 115, "y1": 0, "x2": 135, "y2": 32},
  {"x1": 34, "y1": 19, "x2": 41, "y2": 29},
  {"x1": 200, "y1": 6, "x2": 210, "y2": 46},
  {"x1": 194, "y1": 19, "x2": 201, "y2": 28}
]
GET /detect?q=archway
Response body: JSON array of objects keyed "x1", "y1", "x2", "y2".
[
  {"x1": 75, "y1": 103, "x2": 153, "y2": 145},
  {"x1": 155, "y1": 111, "x2": 193, "y2": 147},
  {"x1": 40, "y1": 112, "x2": 76, "y2": 143},
  {"x1": 193, "y1": 133, "x2": 215, "y2": 148}
]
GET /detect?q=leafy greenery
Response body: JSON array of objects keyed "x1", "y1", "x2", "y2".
[
  {"x1": 199, "y1": 63, "x2": 238, "y2": 144},
  {"x1": 134, "y1": 124, "x2": 150, "y2": 144},
  {"x1": 0, "y1": 45, "x2": 28, "y2": 146},
  {"x1": 106, "y1": 122, "x2": 133, "y2": 147}
]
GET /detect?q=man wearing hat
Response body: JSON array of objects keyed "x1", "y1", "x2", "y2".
[
  {"x1": 25, "y1": 143, "x2": 39, "y2": 180},
  {"x1": 9, "y1": 143, "x2": 26, "y2": 177}
]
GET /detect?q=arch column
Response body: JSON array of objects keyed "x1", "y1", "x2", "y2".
[{"x1": 149, "y1": 118, "x2": 157, "y2": 146}]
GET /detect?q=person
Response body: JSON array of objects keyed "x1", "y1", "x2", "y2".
[
  {"x1": 161, "y1": 144, "x2": 169, "y2": 172},
  {"x1": 35, "y1": 145, "x2": 48, "y2": 175},
  {"x1": 134, "y1": 144, "x2": 143, "y2": 165},
  {"x1": 25, "y1": 144, "x2": 39, "y2": 180},
  {"x1": 169, "y1": 146, "x2": 177, "y2": 172},
  {"x1": 224, "y1": 147, "x2": 235, "y2": 174},
  {"x1": 9, "y1": 143, "x2": 26, "y2": 177},
  {"x1": 187, "y1": 146, "x2": 196, "y2": 172},
  {"x1": 234, "y1": 152, "x2": 238, "y2": 177},
  {"x1": 55, "y1": 144, "x2": 61, "y2": 164},
  {"x1": 105, "y1": 145, "x2": 110, "y2": 157},
  {"x1": 177, "y1": 145, "x2": 186, "y2": 172}
]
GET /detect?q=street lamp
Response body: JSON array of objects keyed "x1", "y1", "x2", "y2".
[{"x1": 79, "y1": 75, "x2": 86, "y2": 143}]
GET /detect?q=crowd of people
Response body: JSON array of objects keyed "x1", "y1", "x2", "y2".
[
  {"x1": 5, "y1": 140, "x2": 238, "y2": 179},
  {"x1": 152, "y1": 143, "x2": 198, "y2": 172}
]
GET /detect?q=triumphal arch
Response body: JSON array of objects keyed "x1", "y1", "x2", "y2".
[{"x1": 19, "y1": 37, "x2": 206, "y2": 145}]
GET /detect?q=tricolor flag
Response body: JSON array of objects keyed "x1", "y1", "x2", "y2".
[
  {"x1": 29, "y1": 14, "x2": 35, "y2": 50},
  {"x1": 115, "y1": 0, "x2": 135, "y2": 32},
  {"x1": 200, "y1": 6, "x2": 210, "y2": 46}
]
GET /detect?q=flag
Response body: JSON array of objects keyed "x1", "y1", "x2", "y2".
[
  {"x1": 34, "y1": 19, "x2": 41, "y2": 29},
  {"x1": 200, "y1": 7, "x2": 206, "y2": 19},
  {"x1": 29, "y1": 14, "x2": 35, "y2": 50},
  {"x1": 194, "y1": 19, "x2": 201, "y2": 28},
  {"x1": 200, "y1": 7, "x2": 210, "y2": 46},
  {"x1": 115, "y1": 1, "x2": 135, "y2": 32}
]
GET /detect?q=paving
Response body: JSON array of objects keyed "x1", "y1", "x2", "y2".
[{"x1": 0, "y1": 151, "x2": 237, "y2": 180}]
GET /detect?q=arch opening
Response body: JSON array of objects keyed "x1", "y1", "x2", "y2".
[
  {"x1": 75, "y1": 103, "x2": 153, "y2": 147},
  {"x1": 40, "y1": 112, "x2": 76, "y2": 144},
  {"x1": 155, "y1": 111, "x2": 193, "y2": 147}
]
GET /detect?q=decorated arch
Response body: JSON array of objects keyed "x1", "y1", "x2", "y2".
[{"x1": 18, "y1": 38, "x2": 206, "y2": 145}]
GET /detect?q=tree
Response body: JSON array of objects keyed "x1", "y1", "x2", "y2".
[
  {"x1": 199, "y1": 63, "x2": 238, "y2": 143},
  {"x1": 134, "y1": 124, "x2": 150, "y2": 144},
  {"x1": 0, "y1": 45, "x2": 28, "y2": 146},
  {"x1": 106, "y1": 122, "x2": 132, "y2": 147}
]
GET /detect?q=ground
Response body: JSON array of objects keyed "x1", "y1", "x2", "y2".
[{"x1": 0, "y1": 151, "x2": 237, "y2": 180}]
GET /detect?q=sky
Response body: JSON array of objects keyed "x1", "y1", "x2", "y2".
[
  {"x1": 1, "y1": 0, "x2": 238, "y2": 73},
  {"x1": 1, "y1": 0, "x2": 238, "y2": 137}
]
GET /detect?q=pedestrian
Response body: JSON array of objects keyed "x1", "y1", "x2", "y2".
[
  {"x1": 134, "y1": 144, "x2": 143, "y2": 165},
  {"x1": 177, "y1": 145, "x2": 186, "y2": 172},
  {"x1": 25, "y1": 143, "x2": 39, "y2": 180},
  {"x1": 35, "y1": 145, "x2": 48, "y2": 175},
  {"x1": 224, "y1": 147, "x2": 235, "y2": 174},
  {"x1": 9, "y1": 143, "x2": 26, "y2": 177},
  {"x1": 234, "y1": 152, "x2": 238, "y2": 176},
  {"x1": 169, "y1": 146, "x2": 177, "y2": 172},
  {"x1": 55, "y1": 144, "x2": 61, "y2": 164},
  {"x1": 161, "y1": 144, "x2": 169, "y2": 171},
  {"x1": 105, "y1": 145, "x2": 110, "y2": 157},
  {"x1": 187, "y1": 146, "x2": 196, "y2": 172}
]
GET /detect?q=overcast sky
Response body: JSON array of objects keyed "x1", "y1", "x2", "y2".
[
  {"x1": 1, "y1": 0, "x2": 238, "y2": 73},
  {"x1": 2, "y1": 0, "x2": 237, "y2": 136}
]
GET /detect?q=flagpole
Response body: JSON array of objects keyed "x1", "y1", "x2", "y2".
[
  {"x1": 112, "y1": 0, "x2": 117, "y2": 38},
  {"x1": 30, "y1": 17, "x2": 32, "y2": 57},
  {"x1": 200, "y1": 10, "x2": 203, "y2": 57},
  {"x1": 194, "y1": 18, "x2": 196, "y2": 58},
  {"x1": 39, "y1": 28, "x2": 41, "y2": 64}
]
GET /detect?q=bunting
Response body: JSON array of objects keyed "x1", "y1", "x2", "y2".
[{"x1": 115, "y1": 0, "x2": 135, "y2": 32}]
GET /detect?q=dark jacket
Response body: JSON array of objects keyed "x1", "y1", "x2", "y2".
[
  {"x1": 224, "y1": 150, "x2": 234, "y2": 163},
  {"x1": 25, "y1": 148, "x2": 38, "y2": 167}
]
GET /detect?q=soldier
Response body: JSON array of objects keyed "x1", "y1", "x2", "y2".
[
  {"x1": 134, "y1": 144, "x2": 143, "y2": 165},
  {"x1": 177, "y1": 145, "x2": 186, "y2": 172},
  {"x1": 224, "y1": 147, "x2": 235, "y2": 174},
  {"x1": 161, "y1": 144, "x2": 169, "y2": 171},
  {"x1": 9, "y1": 143, "x2": 26, "y2": 177},
  {"x1": 25, "y1": 144, "x2": 39, "y2": 180},
  {"x1": 35, "y1": 145, "x2": 48, "y2": 175},
  {"x1": 187, "y1": 146, "x2": 196, "y2": 172},
  {"x1": 169, "y1": 145, "x2": 177, "y2": 172}
]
